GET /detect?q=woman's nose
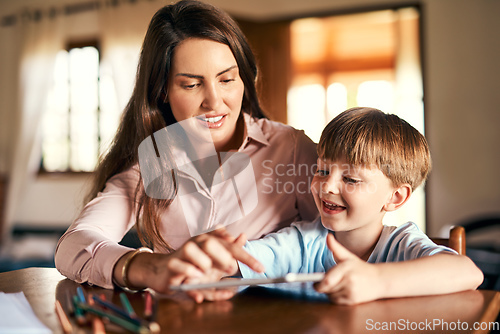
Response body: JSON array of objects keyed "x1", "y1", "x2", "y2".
[{"x1": 201, "y1": 83, "x2": 221, "y2": 110}]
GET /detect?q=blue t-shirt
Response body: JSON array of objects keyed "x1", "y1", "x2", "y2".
[{"x1": 239, "y1": 218, "x2": 457, "y2": 279}]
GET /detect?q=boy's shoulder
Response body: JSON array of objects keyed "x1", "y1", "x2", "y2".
[
  {"x1": 377, "y1": 221, "x2": 427, "y2": 249},
  {"x1": 370, "y1": 222, "x2": 456, "y2": 263},
  {"x1": 382, "y1": 221, "x2": 421, "y2": 236}
]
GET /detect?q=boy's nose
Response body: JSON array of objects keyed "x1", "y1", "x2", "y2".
[
  {"x1": 321, "y1": 175, "x2": 341, "y2": 195},
  {"x1": 201, "y1": 84, "x2": 221, "y2": 111}
]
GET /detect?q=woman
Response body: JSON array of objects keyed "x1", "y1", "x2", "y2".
[{"x1": 55, "y1": 0, "x2": 317, "y2": 296}]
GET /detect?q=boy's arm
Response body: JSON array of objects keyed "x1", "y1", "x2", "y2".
[
  {"x1": 239, "y1": 220, "x2": 329, "y2": 279},
  {"x1": 373, "y1": 253, "x2": 483, "y2": 299},
  {"x1": 315, "y1": 234, "x2": 483, "y2": 305}
]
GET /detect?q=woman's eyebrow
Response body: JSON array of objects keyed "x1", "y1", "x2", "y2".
[
  {"x1": 176, "y1": 73, "x2": 203, "y2": 79},
  {"x1": 216, "y1": 65, "x2": 237, "y2": 77},
  {"x1": 175, "y1": 65, "x2": 237, "y2": 79}
]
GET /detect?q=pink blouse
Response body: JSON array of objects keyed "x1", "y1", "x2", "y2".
[{"x1": 55, "y1": 113, "x2": 319, "y2": 288}]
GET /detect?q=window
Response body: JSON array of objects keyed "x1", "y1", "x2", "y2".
[
  {"x1": 288, "y1": 8, "x2": 426, "y2": 230},
  {"x1": 41, "y1": 41, "x2": 121, "y2": 172}
]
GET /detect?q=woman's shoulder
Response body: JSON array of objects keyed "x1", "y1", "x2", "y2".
[
  {"x1": 246, "y1": 115, "x2": 317, "y2": 168},
  {"x1": 105, "y1": 165, "x2": 141, "y2": 192},
  {"x1": 249, "y1": 115, "x2": 314, "y2": 146},
  {"x1": 256, "y1": 116, "x2": 304, "y2": 135}
]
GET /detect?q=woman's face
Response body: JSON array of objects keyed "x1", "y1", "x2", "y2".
[{"x1": 166, "y1": 38, "x2": 245, "y2": 152}]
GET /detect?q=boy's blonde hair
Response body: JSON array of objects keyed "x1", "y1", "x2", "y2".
[{"x1": 318, "y1": 107, "x2": 431, "y2": 190}]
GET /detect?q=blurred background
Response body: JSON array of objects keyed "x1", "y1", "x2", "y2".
[{"x1": 0, "y1": 0, "x2": 498, "y2": 289}]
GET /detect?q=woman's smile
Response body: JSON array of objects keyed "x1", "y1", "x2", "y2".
[{"x1": 196, "y1": 114, "x2": 227, "y2": 129}]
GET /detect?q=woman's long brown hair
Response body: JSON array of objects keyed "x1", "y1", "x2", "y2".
[{"x1": 85, "y1": 0, "x2": 266, "y2": 252}]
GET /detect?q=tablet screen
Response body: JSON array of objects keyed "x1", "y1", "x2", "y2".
[{"x1": 169, "y1": 272, "x2": 325, "y2": 291}]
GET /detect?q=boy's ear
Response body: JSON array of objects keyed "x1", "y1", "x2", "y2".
[{"x1": 383, "y1": 184, "x2": 412, "y2": 212}]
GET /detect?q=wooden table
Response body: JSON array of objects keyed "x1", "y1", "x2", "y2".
[{"x1": 0, "y1": 267, "x2": 499, "y2": 334}]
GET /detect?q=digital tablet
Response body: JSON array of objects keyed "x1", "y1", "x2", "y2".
[{"x1": 169, "y1": 272, "x2": 325, "y2": 291}]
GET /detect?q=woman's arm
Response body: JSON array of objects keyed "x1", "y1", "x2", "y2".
[
  {"x1": 55, "y1": 169, "x2": 138, "y2": 289},
  {"x1": 113, "y1": 227, "x2": 264, "y2": 301}
]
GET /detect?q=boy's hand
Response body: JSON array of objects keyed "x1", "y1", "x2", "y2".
[{"x1": 314, "y1": 234, "x2": 382, "y2": 305}]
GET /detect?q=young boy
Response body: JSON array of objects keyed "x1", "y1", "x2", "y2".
[{"x1": 182, "y1": 107, "x2": 483, "y2": 304}]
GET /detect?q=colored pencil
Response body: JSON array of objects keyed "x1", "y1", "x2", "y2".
[
  {"x1": 120, "y1": 292, "x2": 137, "y2": 318},
  {"x1": 144, "y1": 291, "x2": 153, "y2": 319},
  {"x1": 91, "y1": 294, "x2": 142, "y2": 325},
  {"x1": 65, "y1": 291, "x2": 74, "y2": 316},
  {"x1": 72, "y1": 295, "x2": 88, "y2": 326},
  {"x1": 76, "y1": 286, "x2": 86, "y2": 303},
  {"x1": 88, "y1": 294, "x2": 106, "y2": 334},
  {"x1": 75, "y1": 301, "x2": 151, "y2": 334},
  {"x1": 143, "y1": 292, "x2": 160, "y2": 334},
  {"x1": 55, "y1": 300, "x2": 73, "y2": 334}
]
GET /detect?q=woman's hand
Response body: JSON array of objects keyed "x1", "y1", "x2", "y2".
[
  {"x1": 184, "y1": 271, "x2": 240, "y2": 303},
  {"x1": 116, "y1": 227, "x2": 264, "y2": 296},
  {"x1": 314, "y1": 234, "x2": 382, "y2": 305}
]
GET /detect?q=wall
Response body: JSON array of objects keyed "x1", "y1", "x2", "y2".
[
  {"x1": 423, "y1": 0, "x2": 500, "y2": 236},
  {"x1": 14, "y1": 174, "x2": 92, "y2": 227},
  {"x1": 1, "y1": 0, "x2": 499, "y2": 237}
]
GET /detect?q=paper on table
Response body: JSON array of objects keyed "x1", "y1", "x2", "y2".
[{"x1": 0, "y1": 292, "x2": 51, "y2": 334}]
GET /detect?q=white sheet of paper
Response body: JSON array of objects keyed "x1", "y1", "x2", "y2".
[{"x1": 0, "y1": 292, "x2": 51, "y2": 334}]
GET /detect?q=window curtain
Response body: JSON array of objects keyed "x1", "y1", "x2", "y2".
[
  {"x1": 1, "y1": 0, "x2": 164, "y2": 244},
  {"x1": 0, "y1": 19, "x2": 22, "y2": 242},
  {"x1": 99, "y1": 1, "x2": 159, "y2": 112},
  {"x1": 2, "y1": 13, "x2": 64, "y2": 243}
]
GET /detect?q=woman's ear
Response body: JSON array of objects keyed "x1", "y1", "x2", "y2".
[{"x1": 383, "y1": 184, "x2": 412, "y2": 212}]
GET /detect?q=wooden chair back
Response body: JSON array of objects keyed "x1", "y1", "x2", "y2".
[{"x1": 431, "y1": 226, "x2": 466, "y2": 255}]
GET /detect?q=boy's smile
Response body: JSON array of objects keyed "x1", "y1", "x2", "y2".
[{"x1": 321, "y1": 198, "x2": 346, "y2": 215}]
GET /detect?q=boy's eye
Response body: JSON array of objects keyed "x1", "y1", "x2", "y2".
[
  {"x1": 315, "y1": 169, "x2": 329, "y2": 177},
  {"x1": 343, "y1": 176, "x2": 360, "y2": 184}
]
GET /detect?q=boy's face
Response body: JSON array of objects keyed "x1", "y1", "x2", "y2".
[{"x1": 311, "y1": 157, "x2": 397, "y2": 233}]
